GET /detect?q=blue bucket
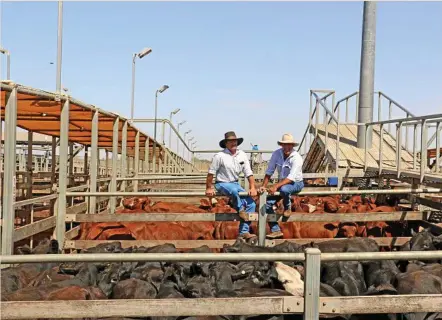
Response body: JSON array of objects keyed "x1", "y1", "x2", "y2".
[{"x1": 327, "y1": 177, "x2": 338, "y2": 186}]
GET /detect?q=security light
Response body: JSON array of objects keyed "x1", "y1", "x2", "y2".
[
  {"x1": 158, "y1": 85, "x2": 169, "y2": 93},
  {"x1": 138, "y1": 48, "x2": 152, "y2": 59}
]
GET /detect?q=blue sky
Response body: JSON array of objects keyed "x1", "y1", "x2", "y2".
[{"x1": 1, "y1": 1, "x2": 441, "y2": 158}]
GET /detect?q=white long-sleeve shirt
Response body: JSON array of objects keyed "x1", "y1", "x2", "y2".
[
  {"x1": 265, "y1": 148, "x2": 303, "y2": 182},
  {"x1": 208, "y1": 149, "x2": 253, "y2": 182}
]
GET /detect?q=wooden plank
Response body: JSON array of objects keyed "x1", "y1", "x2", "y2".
[
  {"x1": 66, "y1": 202, "x2": 87, "y2": 215},
  {"x1": 0, "y1": 297, "x2": 300, "y2": 319},
  {"x1": 321, "y1": 295, "x2": 442, "y2": 314},
  {"x1": 65, "y1": 226, "x2": 80, "y2": 240},
  {"x1": 13, "y1": 216, "x2": 56, "y2": 242},
  {"x1": 65, "y1": 211, "x2": 426, "y2": 223},
  {"x1": 282, "y1": 211, "x2": 426, "y2": 222},
  {"x1": 66, "y1": 212, "x2": 250, "y2": 222},
  {"x1": 64, "y1": 237, "x2": 411, "y2": 250},
  {"x1": 2, "y1": 295, "x2": 441, "y2": 319}
]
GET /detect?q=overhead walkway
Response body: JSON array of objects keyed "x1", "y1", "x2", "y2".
[{"x1": 299, "y1": 90, "x2": 442, "y2": 184}]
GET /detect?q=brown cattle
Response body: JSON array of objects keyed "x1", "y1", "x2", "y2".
[{"x1": 76, "y1": 194, "x2": 409, "y2": 243}]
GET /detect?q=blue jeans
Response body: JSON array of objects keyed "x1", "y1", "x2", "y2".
[
  {"x1": 215, "y1": 182, "x2": 281, "y2": 235},
  {"x1": 215, "y1": 182, "x2": 254, "y2": 235},
  {"x1": 266, "y1": 181, "x2": 304, "y2": 215}
]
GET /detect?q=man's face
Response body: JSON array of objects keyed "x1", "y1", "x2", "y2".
[
  {"x1": 281, "y1": 143, "x2": 294, "y2": 156},
  {"x1": 226, "y1": 139, "x2": 238, "y2": 151}
]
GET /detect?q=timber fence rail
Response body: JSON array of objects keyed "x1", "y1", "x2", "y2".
[{"x1": 2, "y1": 250, "x2": 442, "y2": 320}]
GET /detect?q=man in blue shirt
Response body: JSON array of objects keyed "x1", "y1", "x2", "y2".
[{"x1": 259, "y1": 134, "x2": 305, "y2": 226}]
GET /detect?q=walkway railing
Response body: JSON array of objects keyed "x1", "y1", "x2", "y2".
[{"x1": 298, "y1": 89, "x2": 442, "y2": 182}]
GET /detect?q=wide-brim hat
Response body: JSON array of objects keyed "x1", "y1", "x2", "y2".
[
  {"x1": 219, "y1": 131, "x2": 244, "y2": 148},
  {"x1": 277, "y1": 133, "x2": 299, "y2": 146}
]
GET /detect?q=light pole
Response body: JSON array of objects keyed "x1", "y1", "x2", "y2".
[
  {"x1": 183, "y1": 130, "x2": 192, "y2": 159},
  {"x1": 56, "y1": 0, "x2": 63, "y2": 97},
  {"x1": 187, "y1": 137, "x2": 194, "y2": 161},
  {"x1": 177, "y1": 120, "x2": 186, "y2": 154},
  {"x1": 130, "y1": 47, "x2": 152, "y2": 122},
  {"x1": 169, "y1": 108, "x2": 180, "y2": 149},
  {"x1": 0, "y1": 48, "x2": 11, "y2": 80},
  {"x1": 191, "y1": 141, "x2": 197, "y2": 171},
  {"x1": 153, "y1": 85, "x2": 169, "y2": 172}
]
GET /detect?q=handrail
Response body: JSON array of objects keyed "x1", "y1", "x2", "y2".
[
  {"x1": 366, "y1": 113, "x2": 442, "y2": 126},
  {"x1": 3, "y1": 250, "x2": 442, "y2": 264},
  {"x1": 311, "y1": 92, "x2": 339, "y2": 124},
  {"x1": 378, "y1": 91, "x2": 416, "y2": 117}
]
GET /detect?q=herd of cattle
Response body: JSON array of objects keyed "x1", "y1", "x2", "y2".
[
  {"x1": 76, "y1": 193, "x2": 410, "y2": 242},
  {"x1": 2, "y1": 230, "x2": 442, "y2": 320}
]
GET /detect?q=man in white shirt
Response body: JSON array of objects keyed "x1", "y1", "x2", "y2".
[
  {"x1": 259, "y1": 133, "x2": 305, "y2": 223},
  {"x1": 206, "y1": 131, "x2": 269, "y2": 239}
]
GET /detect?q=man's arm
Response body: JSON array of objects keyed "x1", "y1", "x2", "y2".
[
  {"x1": 260, "y1": 152, "x2": 277, "y2": 192},
  {"x1": 206, "y1": 173, "x2": 216, "y2": 196},
  {"x1": 242, "y1": 153, "x2": 257, "y2": 196},
  {"x1": 206, "y1": 154, "x2": 219, "y2": 196}
]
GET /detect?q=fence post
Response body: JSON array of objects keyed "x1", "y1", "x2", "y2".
[
  {"x1": 258, "y1": 191, "x2": 268, "y2": 246},
  {"x1": 304, "y1": 248, "x2": 321, "y2": 320},
  {"x1": 55, "y1": 97, "x2": 70, "y2": 247}
]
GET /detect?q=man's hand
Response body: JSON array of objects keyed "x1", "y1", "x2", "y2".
[
  {"x1": 248, "y1": 187, "x2": 257, "y2": 197},
  {"x1": 205, "y1": 187, "x2": 216, "y2": 197},
  {"x1": 258, "y1": 186, "x2": 267, "y2": 194}
]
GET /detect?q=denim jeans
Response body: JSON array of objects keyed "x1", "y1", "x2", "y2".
[
  {"x1": 266, "y1": 180, "x2": 304, "y2": 214},
  {"x1": 215, "y1": 181, "x2": 281, "y2": 234}
]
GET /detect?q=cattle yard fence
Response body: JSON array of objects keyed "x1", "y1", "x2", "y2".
[{"x1": 2, "y1": 249, "x2": 442, "y2": 319}]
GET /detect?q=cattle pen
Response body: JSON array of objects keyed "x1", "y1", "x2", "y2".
[{"x1": 1, "y1": 80, "x2": 442, "y2": 320}]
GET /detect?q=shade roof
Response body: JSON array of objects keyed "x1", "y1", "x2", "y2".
[{"x1": 0, "y1": 81, "x2": 165, "y2": 161}]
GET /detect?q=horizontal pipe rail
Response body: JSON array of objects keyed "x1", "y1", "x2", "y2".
[
  {"x1": 2, "y1": 250, "x2": 442, "y2": 264},
  {"x1": 366, "y1": 113, "x2": 442, "y2": 126},
  {"x1": 118, "y1": 176, "x2": 206, "y2": 181},
  {"x1": 0, "y1": 252, "x2": 305, "y2": 264},
  {"x1": 65, "y1": 188, "x2": 442, "y2": 197}
]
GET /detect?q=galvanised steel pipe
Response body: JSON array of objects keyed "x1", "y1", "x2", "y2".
[
  {"x1": 117, "y1": 176, "x2": 206, "y2": 181},
  {"x1": 0, "y1": 253, "x2": 306, "y2": 264},
  {"x1": 3, "y1": 251, "x2": 442, "y2": 265},
  {"x1": 321, "y1": 251, "x2": 442, "y2": 262},
  {"x1": 65, "y1": 188, "x2": 442, "y2": 198}
]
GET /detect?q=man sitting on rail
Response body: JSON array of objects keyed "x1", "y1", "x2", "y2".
[
  {"x1": 205, "y1": 131, "x2": 279, "y2": 239},
  {"x1": 259, "y1": 133, "x2": 304, "y2": 231}
]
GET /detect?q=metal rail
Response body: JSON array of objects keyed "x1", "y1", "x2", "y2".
[{"x1": 66, "y1": 188, "x2": 442, "y2": 197}]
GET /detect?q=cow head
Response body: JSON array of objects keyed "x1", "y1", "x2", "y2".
[{"x1": 407, "y1": 228, "x2": 442, "y2": 251}]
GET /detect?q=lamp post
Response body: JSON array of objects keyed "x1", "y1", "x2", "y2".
[
  {"x1": 187, "y1": 137, "x2": 194, "y2": 162},
  {"x1": 169, "y1": 108, "x2": 180, "y2": 149},
  {"x1": 152, "y1": 85, "x2": 169, "y2": 172},
  {"x1": 130, "y1": 47, "x2": 152, "y2": 122},
  {"x1": 183, "y1": 130, "x2": 192, "y2": 159},
  {"x1": 177, "y1": 120, "x2": 186, "y2": 154},
  {"x1": 191, "y1": 142, "x2": 197, "y2": 171},
  {"x1": 0, "y1": 48, "x2": 11, "y2": 80},
  {"x1": 56, "y1": 0, "x2": 63, "y2": 97}
]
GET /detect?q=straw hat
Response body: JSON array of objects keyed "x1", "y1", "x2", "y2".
[
  {"x1": 219, "y1": 131, "x2": 244, "y2": 148},
  {"x1": 277, "y1": 133, "x2": 299, "y2": 146}
]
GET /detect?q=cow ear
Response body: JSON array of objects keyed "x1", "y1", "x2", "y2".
[{"x1": 324, "y1": 222, "x2": 339, "y2": 231}]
